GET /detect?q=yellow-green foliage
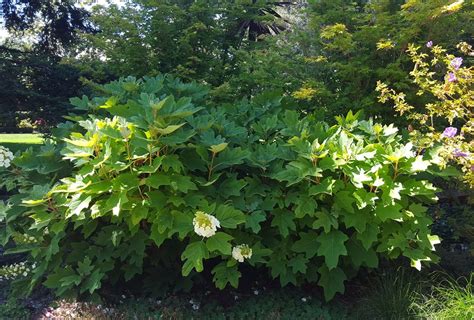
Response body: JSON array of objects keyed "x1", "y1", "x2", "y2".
[{"x1": 377, "y1": 42, "x2": 473, "y2": 186}]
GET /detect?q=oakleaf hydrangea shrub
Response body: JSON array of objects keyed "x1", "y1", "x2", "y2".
[{"x1": 1, "y1": 75, "x2": 443, "y2": 301}]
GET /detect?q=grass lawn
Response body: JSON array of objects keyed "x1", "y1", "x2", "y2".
[{"x1": 0, "y1": 133, "x2": 44, "y2": 153}]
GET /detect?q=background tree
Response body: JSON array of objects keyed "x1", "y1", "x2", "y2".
[
  {"x1": 0, "y1": 0, "x2": 95, "y2": 131},
  {"x1": 1, "y1": 0, "x2": 94, "y2": 54},
  {"x1": 73, "y1": 0, "x2": 298, "y2": 85},
  {"x1": 0, "y1": 46, "x2": 82, "y2": 131}
]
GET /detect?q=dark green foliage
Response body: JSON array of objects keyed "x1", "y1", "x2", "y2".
[
  {"x1": 0, "y1": 298, "x2": 30, "y2": 319},
  {"x1": 114, "y1": 288, "x2": 347, "y2": 319},
  {"x1": 0, "y1": 46, "x2": 83, "y2": 131}
]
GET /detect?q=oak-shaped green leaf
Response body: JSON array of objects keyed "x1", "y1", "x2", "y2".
[
  {"x1": 357, "y1": 224, "x2": 379, "y2": 250},
  {"x1": 295, "y1": 196, "x2": 317, "y2": 218},
  {"x1": 334, "y1": 191, "x2": 355, "y2": 213},
  {"x1": 353, "y1": 189, "x2": 377, "y2": 209},
  {"x1": 312, "y1": 209, "x2": 338, "y2": 233},
  {"x1": 375, "y1": 203, "x2": 403, "y2": 222},
  {"x1": 206, "y1": 232, "x2": 233, "y2": 255},
  {"x1": 271, "y1": 209, "x2": 296, "y2": 237},
  {"x1": 150, "y1": 230, "x2": 167, "y2": 249},
  {"x1": 342, "y1": 210, "x2": 367, "y2": 233},
  {"x1": 215, "y1": 204, "x2": 246, "y2": 228},
  {"x1": 146, "y1": 173, "x2": 171, "y2": 188},
  {"x1": 346, "y1": 238, "x2": 378, "y2": 268},
  {"x1": 170, "y1": 175, "x2": 197, "y2": 193},
  {"x1": 318, "y1": 265, "x2": 347, "y2": 301},
  {"x1": 181, "y1": 241, "x2": 209, "y2": 276},
  {"x1": 170, "y1": 210, "x2": 193, "y2": 238},
  {"x1": 245, "y1": 211, "x2": 266, "y2": 233},
  {"x1": 214, "y1": 147, "x2": 250, "y2": 170},
  {"x1": 308, "y1": 177, "x2": 336, "y2": 195},
  {"x1": 316, "y1": 230, "x2": 348, "y2": 269},
  {"x1": 80, "y1": 269, "x2": 104, "y2": 294},
  {"x1": 219, "y1": 176, "x2": 247, "y2": 198},
  {"x1": 288, "y1": 254, "x2": 308, "y2": 274},
  {"x1": 130, "y1": 204, "x2": 148, "y2": 226},
  {"x1": 212, "y1": 262, "x2": 241, "y2": 289},
  {"x1": 292, "y1": 231, "x2": 319, "y2": 259},
  {"x1": 77, "y1": 257, "x2": 94, "y2": 277}
]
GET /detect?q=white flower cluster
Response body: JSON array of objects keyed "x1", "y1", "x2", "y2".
[
  {"x1": 232, "y1": 244, "x2": 253, "y2": 262},
  {"x1": 15, "y1": 233, "x2": 37, "y2": 244},
  {"x1": 193, "y1": 211, "x2": 220, "y2": 238},
  {"x1": 0, "y1": 261, "x2": 36, "y2": 281},
  {"x1": 0, "y1": 146, "x2": 14, "y2": 168}
]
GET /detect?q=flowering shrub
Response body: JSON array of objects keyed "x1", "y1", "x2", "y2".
[
  {"x1": 377, "y1": 42, "x2": 473, "y2": 186},
  {"x1": 0, "y1": 146, "x2": 14, "y2": 168},
  {"x1": 1, "y1": 75, "x2": 443, "y2": 300}
]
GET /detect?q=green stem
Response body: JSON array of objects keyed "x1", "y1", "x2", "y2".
[{"x1": 208, "y1": 152, "x2": 216, "y2": 181}]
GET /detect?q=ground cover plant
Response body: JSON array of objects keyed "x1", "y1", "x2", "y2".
[
  {"x1": 411, "y1": 273, "x2": 474, "y2": 320},
  {"x1": 0, "y1": 75, "x2": 445, "y2": 302}
]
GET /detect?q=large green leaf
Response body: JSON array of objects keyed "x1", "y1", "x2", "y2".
[
  {"x1": 245, "y1": 210, "x2": 266, "y2": 233},
  {"x1": 294, "y1": 196, "x2": 317, "y2": 218},
  {"x1": 271, "y1": 209, "x2": 296, "y2": 237},
  {"x1": 318, "y1": 266, "x2": 347, "y2": 301},
  {"x1": 375, "y1": 203, "x2": 403, "y2": 222},
  {"x1": 206, "y1": 232, "x2": 233, "y2": 255},
  {"x1": 312, "y1": 209, "x2": 338, "y2": 233},
  {"x1": 181, "y1": 241, "x2": 209, "y2": 276},
  {"x1": 215, "y1": 205, "x2": 246, "y2": 228},
  {"x1": 316, "y1": 230, "x2": 348, "y2": 269},
  {"x1": 292, "y1": 231, "x2": 320, "y2": 259},
  {"x1": 212, "y1": 262, "x2": 241, "y2": 289}
]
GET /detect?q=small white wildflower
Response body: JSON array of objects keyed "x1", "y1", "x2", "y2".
[
  {"x1": 23, "y1": 272, "x2": 28, "y2": 277},
  {"x1": 192, "y1": 303, "x2": 200, "y2": 311},
  {"x1": 253, "y1": 290, "x2": 259, "y2": 295},
  {"x1": 232, "y1": 244, "x2": 253, "y2": 263},
  {"x1": 193, "y1": 211, "x2": 220, "y2": 238},
  {"x1": 301, "y1": 297, "x2": 307, "y2": 302}
]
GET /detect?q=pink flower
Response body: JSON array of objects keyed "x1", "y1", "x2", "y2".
[
  {"x1": 448, "y1": 72, "x2": 457, "y2": 82},
  {"x1": 442, "y1": 127, "x2": 457, "y2": 138},
  {"x1": 453, "y1": 149, "x2": 468, "y2": 157},
  {"x1": 450, "y1": 57, "x2": 463, "y2": 70},
  {"x1": 426, "y1": 41, "x2": 433, "y2": 48}
]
